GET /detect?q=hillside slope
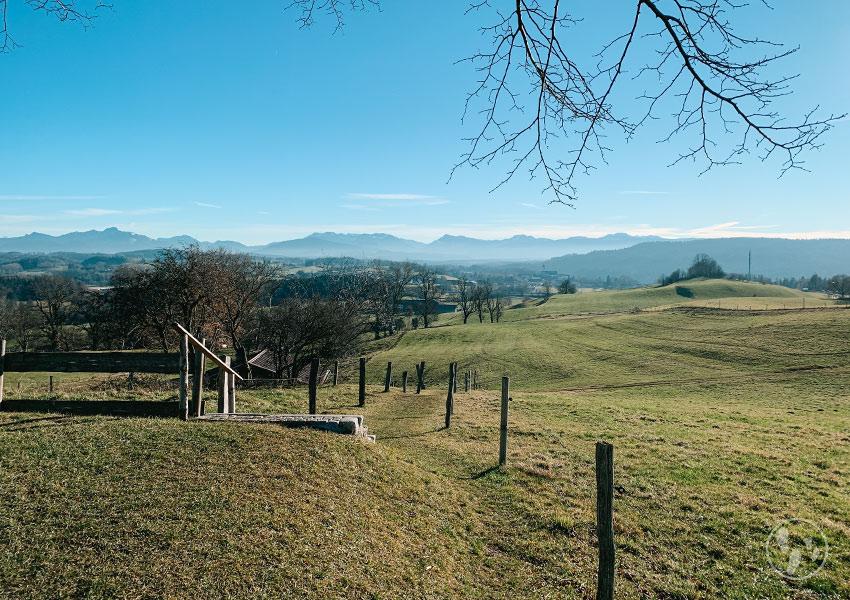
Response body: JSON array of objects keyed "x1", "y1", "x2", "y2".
[{"x1": 545, "y1": 238, "x2": 850, "y2": 282}]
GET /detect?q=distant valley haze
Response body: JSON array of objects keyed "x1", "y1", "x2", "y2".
[{"x1": 1, "y1": 227, "x2": 847, "y2": 283}]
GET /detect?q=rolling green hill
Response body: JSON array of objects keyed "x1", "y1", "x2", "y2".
[{"x1": 442, "y1": 279, "x2": 829, "y2": 325}]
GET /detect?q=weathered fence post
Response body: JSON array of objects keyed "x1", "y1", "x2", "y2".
[
  {"x1": 0, "y1": 339, "x2": 5, "y2": 407},
  {"x1": 465, "y1": 370, "x2": 470, "y2": 393},
  {"x1": 384, "y1": 361, "x2": 392, "y2": 392},
  {"x1": 418, "y1": 361, "x2": 425, "y2": 392},
  {"x1": 596, "y1": 441, "x2": 615, "y2": 600},
  {"x1": 416, "y1": 362, "x2": 424, "y2": 393},
  {"x1": 309, "y1": 357, "x2": 319, "y2": 414},
  {"x1": 402, "y1": 371, "x2": 408, "y2": 393},
  {"x1": 179, "y1": 333, "x2": 189, "y2": 421},
  {"x1": 128, "y1": 371, "x2": 134, "y2": 391},
  {"x1": 499, "y1": 376, "x2": 509, "y2": 465},
  {"x1": 445, "y1": 363, "x2": 455, "y2": 428},
  {"x1": 217, "y1": 356, "x2": 229, "y2": 414},
  {"x1": 474, "y1": 369, "x2": 478, "y2": 390},
  {"x1": 333, "y1": 360, "x2": 339, "y2": 386},
  {"x1": 358, "y1": 357, "x2": 366, "y2": 407},
  {"x1": 226, "y1": 356, "x2": 235, "y2": 414},
  {"x1": 453, "y1": 364, "x2": 458, "y2": 394},
  {"x1": 192, "y1": 344, "x2": 203, "y2": 418},
  {"x1": 49, "y1": 375, "x2": 54, "y2": 394}
]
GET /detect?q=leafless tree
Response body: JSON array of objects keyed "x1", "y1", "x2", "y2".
[
  {"x1": 7, "y1": 302, "x2": 40, "y2": 351},
  {"x1": 417, "y1": 268, "x2": 441, "y2": 328},
  {"x1": 454, "y1": 276, "x2": 476, "y2": 324},
  {"x1": 214, "y1": 252, "x2": 280, "y2": 370},
  {"x1": 542, "y1": 280, "x2": 553, "y2": 300},
  {"x1": 2, "y1": 0, "x2": 112, "y2": 53},
  {"x1": 472, "y1": 282, "x2": 488, "y2": 323},
  {"x1": 31, "y1": 274, "x2": 83, "y2": 350},
  {"x1": 288, "y1": 0, "x2": 843, "y2": 203},
  {"x1": 492, "y1": 295, "x2": 504, "y2": 322}
]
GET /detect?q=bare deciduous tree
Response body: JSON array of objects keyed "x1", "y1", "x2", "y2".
[
  {"x1": 417, "y1": 268, "x2": 440, "y2": 328},
  {"x1": 31, "y1": 274, "x2": 83, "y2": 350},
  {"x1": 454, "y1": 276, "x2": 475, "y2": 324}
]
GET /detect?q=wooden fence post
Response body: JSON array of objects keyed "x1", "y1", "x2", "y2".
[
  {"x1": 0, "y1": 339, "x2": 5, "y2": 407},
  {"x1": 499, "y1": 376, "x2": 509, "y2": 465},
  {"x1": 358, "y1": 357, "x2": 366, "y2": 407},
  {"x1": 179, "y1": 333, "x2": 189, "y2": 421},
  {"x1": 453, "y1": 364, "x2": 458, "y2": 394},
  {"x1": 445, "y1": 363, "x2": 455, "y2": 428},
  {"x1": 596, "y1": 441, "x2": 615, "y2": 600},
  {"x1": 402, "y1": 371, "x2": 408, "y2": 393},
  {"x1": 217, "y1": 357, "x2": 229, "y2": 414},
  {"x1": 418, "y1": 361, "x2": 425, "y2": 392},
  {"x1": 333, "y1": 360, "x2": 339, "y2": 386},
  {"x1": 416, "y1": 362, "x2": 424, "y2": 393},
  {"x1": 49, "y1": 375, "x2": 54, "y2": 394},
  {"x1": 128, "y1": 371, "x2": 134, "y2": 391},
  {"x1": 384, "y1": 361, "x2": 392, "y2": 392},
  {"x1": 309, "y1": 357, "x2": 319, "y2": 414},
  {"x1": 474, "y1": 369, "x2": 478, "y2": 390},
  {"x1": 465, "y1": 371, "x2": 470, "y2": 392},
  {"x1": 192, "y1": 346, "x2": 202, "y2": 417},
  {"x1": 226, "y1": 356, "x2": 235, "y2": 413}
]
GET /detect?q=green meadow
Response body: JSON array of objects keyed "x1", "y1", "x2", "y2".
[{"x1": 1, "y1": 280, "x2": 848, "y2": 599}]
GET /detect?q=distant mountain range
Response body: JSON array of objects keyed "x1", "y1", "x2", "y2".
[
  {"x1": 0, "y1": 228, "x2": 670, "y2": 261},
  {"x1": 544, "y1": 238, "x2": 850, "y2": 282},
  {"x1": 1, "y1": 229, "x2": 847, "y2": 279}
]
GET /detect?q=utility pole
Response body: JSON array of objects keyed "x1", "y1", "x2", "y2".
[{"x1": 748, "y1": 251, "x2": 752, "y2": 281}]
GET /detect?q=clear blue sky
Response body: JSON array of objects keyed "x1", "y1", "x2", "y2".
[{"x1": 1, "y1": 1, "x2": 848, "y2": 243}]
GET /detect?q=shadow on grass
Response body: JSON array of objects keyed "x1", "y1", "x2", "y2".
[
  {"x1": 378, "y1": 426, "x2": 445, "y2": 440},
  {"x1": 1, "y1": 399, "x2": 178, "y2": 418},
  {"x1": 468, "y1": 466, "x2": 501, "y2": 480}
]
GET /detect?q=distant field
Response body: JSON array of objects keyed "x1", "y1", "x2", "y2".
[
  {"x1": 439, "y1": 279, "x2": 827, "y2": 325},
  {"x1": 1, "y1": 280, "x2": 848, "y2": 599}
]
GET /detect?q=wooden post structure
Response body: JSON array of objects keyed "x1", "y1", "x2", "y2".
[
  {"x1": 444, "y1": 363, "x2": 455, "y2": 428},
  {"x1": 128, "y1": 371, "x2": 134, "y2": 391},
  {"x1": 596, "y1": 441, "x2": 615, "y2": 600},
  {"x1": 358, "y1": 357, "x2": 366, "y2": 407},
  {"x1": 474, "y1": 369, "x2": 478, "y2": 390},
  {"x1": 384, "y1": 361, "x2": 392, "y2": 392},
  {"x1": 226, "y1": 356, "x2": 235, "y2": 413},
  {"x1": 416, "y1": 361, "x2": 425, "y2": 393},
  {"x1": 452, "y1": 364, "x2": 458, "y2": 394},
  {"x1": 191, "y1": 341, "x2": 205, "y2": 418},
  {"x1": 49, "y1": 375, "x2": 54, "y2": 394},
  {"x1": 465, "y1": 371, "x2": 470, "y2": 392},
  {"x1": 333, "y1": 360, "x2": 339, "y2": 386},
  {"x1": 179, "y1": 333, "x2": 189, "y2": 421},
  {"x1": 0, "y1": 339, "x2": 5, "y2": 407},
  {"x1": 499, "y1": 376, "x2": 509, "y2": 465},
  {"x1": 309, "y1": 357, "x2": 319, "y2": 414},
  {"x1": 217, "y1": 358, "x2": 229, "y2": 414},
  {"x1": 402, "y1": 371, "x2": 408, "y2": 393}
]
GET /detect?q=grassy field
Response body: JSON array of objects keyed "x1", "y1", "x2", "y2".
[
  {"x1": 438, "y1": 279, "x2": 833, "y2": 325},
  {"x1": 1, "y1": 281, "x2": 848, "y2": 599}
]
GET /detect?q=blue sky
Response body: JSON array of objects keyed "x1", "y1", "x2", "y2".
[{"x1": 1, "y1": 1, "x2": 848, "y2": 243}]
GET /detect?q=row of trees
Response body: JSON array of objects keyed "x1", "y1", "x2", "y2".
[
  {"x1": 0, "y1": 248, "x2": 491, "y2": 379},
  {"x1": 659, "y1": 254, "x2": 727, "y2": 286}
]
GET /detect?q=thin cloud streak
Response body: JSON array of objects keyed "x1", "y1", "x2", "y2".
[
  {"x1": 346, "y1": 193, "x2": 434, "y2": 200},
  {"x1": 0, "y1": 195, "x2": 105, "y2": 201},
  {"x1": 618, "y1": 190, "x2": 669, "y2": 195},
  {"x1": 194, "y1": 202, "x2": 222, "y2": 209},
  {"x1": 64, "y1": 207, "x2": 174, "y2": 217}
]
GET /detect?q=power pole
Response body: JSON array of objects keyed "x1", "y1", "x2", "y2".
[{"x1": 748, "y1": 251, "x2": 752, "y2": 281}]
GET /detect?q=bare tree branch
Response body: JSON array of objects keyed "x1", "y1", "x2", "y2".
[{"x1": 1, "y1": 0, "x2": 112, "y2": 53}]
